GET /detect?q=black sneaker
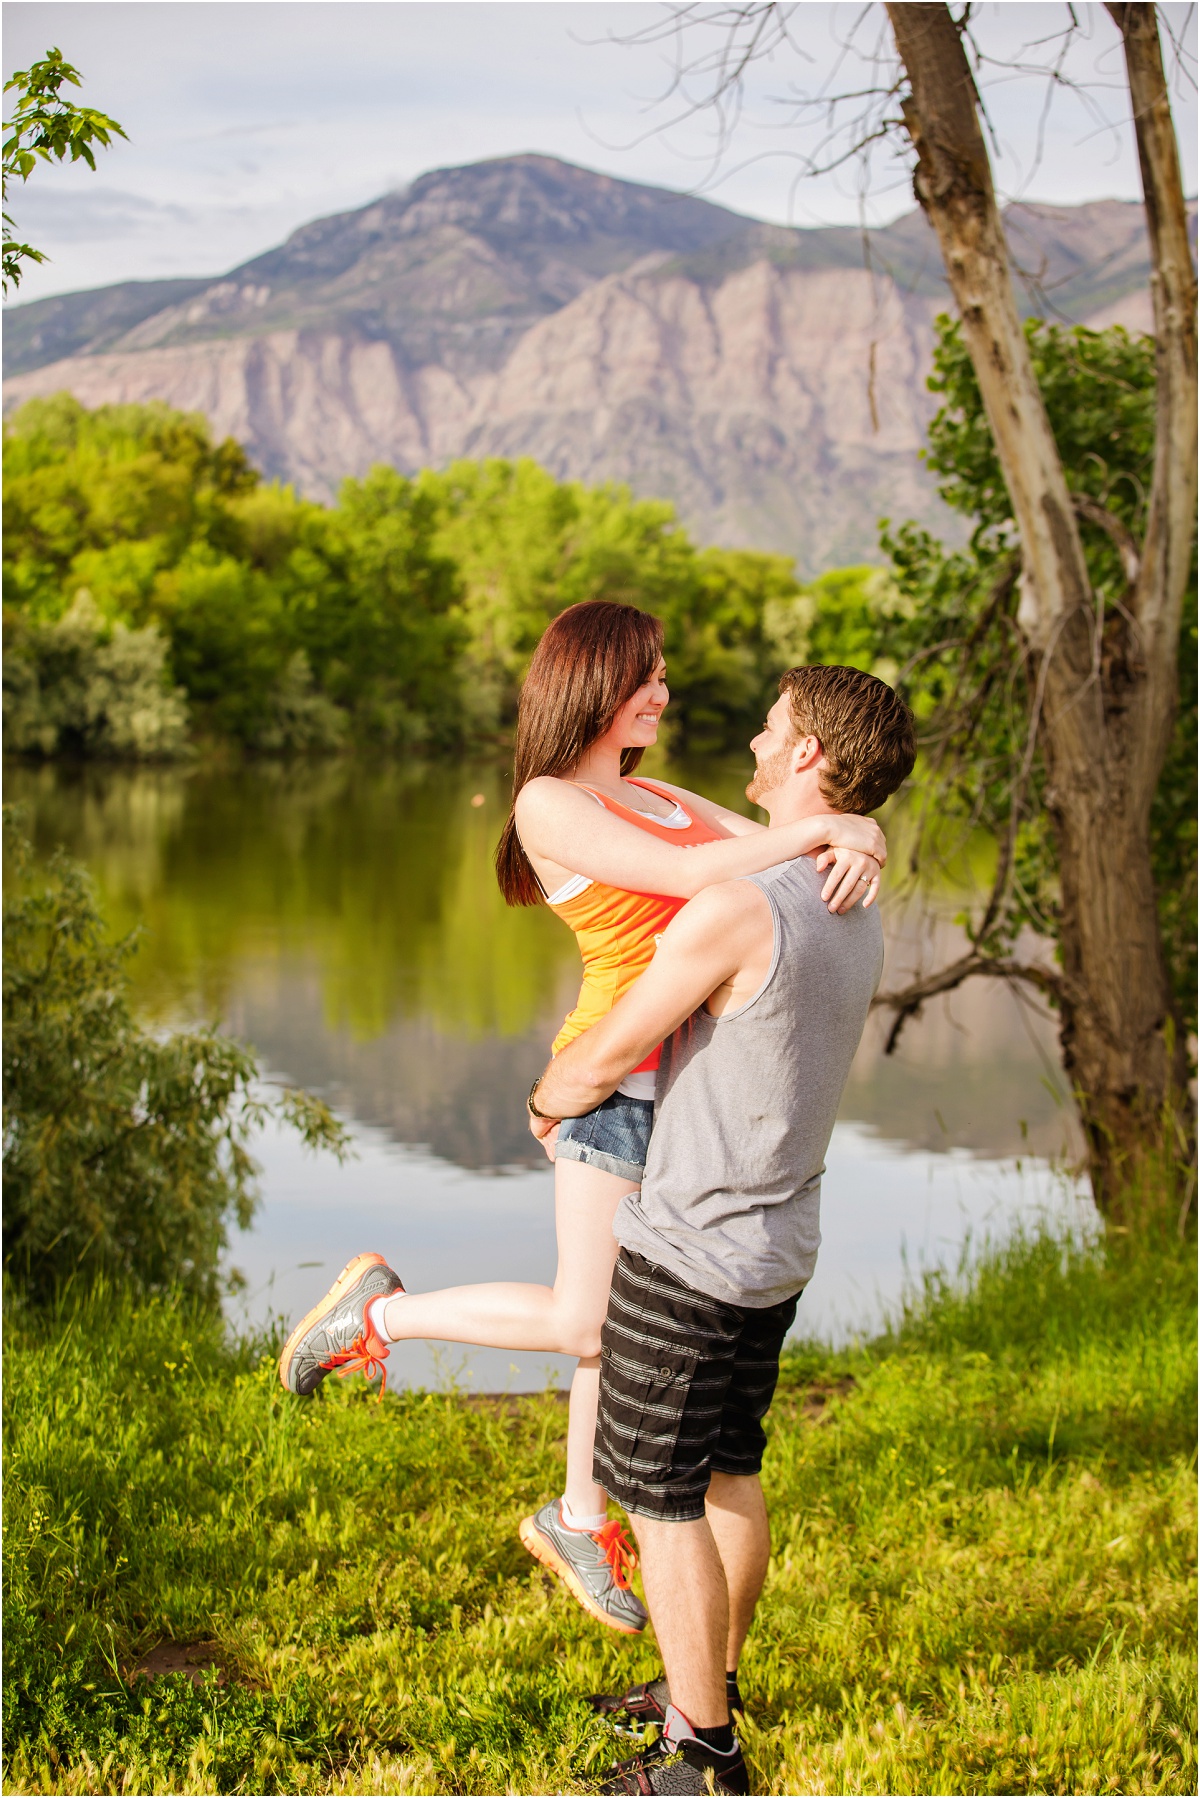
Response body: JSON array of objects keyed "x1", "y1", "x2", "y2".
[
  {"x1": 596, "y1": 1734, "x2": 749, "y2": 1795},
  {"x1": 590, "y1": 1675, "x2": 745, "y2": 1735},
  {"x1": 589, "y1": 1676, "x2": 670, "y2": 1734}
]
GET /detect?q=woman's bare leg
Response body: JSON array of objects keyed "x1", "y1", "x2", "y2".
[
  {"x1": 564, "y1": 1355, "x2": 605, "y2": 1517},
  {"x1": 377, "y1": 1157, "x2": 631, "y2": 1358},
  {"x1": 377, "y1": 1158, "x2": 631, "y2": 1517}
]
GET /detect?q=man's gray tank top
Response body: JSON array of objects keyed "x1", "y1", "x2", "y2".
[{"x1": 613, "y1": 855, "x2": 884, "y2": 1308}]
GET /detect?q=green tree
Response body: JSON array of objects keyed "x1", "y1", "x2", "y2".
[
  {"x1": 663, "y1": 545, "x2": 801, "y2": 753},
  {"x1": 417, "y1": 457, "x2": 810, "y2": 751},
  {"x1": 2, "y1": 394, "x2": 258, "y2": 623},
  {"x1": 294, "y1": 468, "x2": 465, "y2": 749},
  {"x1": 2, "y1": 48, "x2": 126, "y2": 292},
  {"x1": 762, "y1": 564, "x2": 902, "y2": 684},
  {"x1": 2, "y1": 399, "x2": 470, "y2": 753},
  {"x1": 2, "y1": 818, "x2": 350, "y2": 1304},
  {"x1": 625, "y1": 1, "x2": 1197, "y2": 1209},
  {"x1": 4, "y1": 401, "x2": 848, "y2": 761},
  {"x1": 418, "y1": 458, "x2": 701, "y2": 736},
  {"x1": 880, "y1": 315, "x2": 1196, "y2": 1052}
]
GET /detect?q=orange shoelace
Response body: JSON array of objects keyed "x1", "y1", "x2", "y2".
[
  {"x1": 595, "y1": 1519, "x2": 638, "y2": 1589},
  {"x1": 323, "y1": 1331, "x2": 390, "y2": 1400}
]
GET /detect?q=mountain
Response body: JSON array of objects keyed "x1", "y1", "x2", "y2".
[{"x1": 2, "y1": 155, "x2": 1173, "y2": 574}]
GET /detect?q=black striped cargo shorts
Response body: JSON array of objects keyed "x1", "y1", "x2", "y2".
[{"x1": 593, "y1": 1248, "x2": 800, "y2": 1522}]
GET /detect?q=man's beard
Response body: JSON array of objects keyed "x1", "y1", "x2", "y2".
[{"x1": 746, "y1": 743, "x2": 792, "y2": 806}]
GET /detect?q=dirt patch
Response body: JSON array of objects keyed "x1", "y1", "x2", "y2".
[
  {"x1": 127, "y1": 1640, "x2": 226, "y2": 1688},
  {"x1": 783, "y1": 1375, "x2": 858, "y2": 1421}
]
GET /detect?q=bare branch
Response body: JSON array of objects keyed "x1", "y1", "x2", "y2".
[
  {"x1": 873, "y1": 949, "x2": 1066, "y2": 1055},
  {"x1": 1070, "y1": 490, "x2": 1142, "y2": 589}
]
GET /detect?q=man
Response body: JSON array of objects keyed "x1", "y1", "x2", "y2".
[{"x1": 527, "y1": 664, "x2": 915, "y2": 1796}]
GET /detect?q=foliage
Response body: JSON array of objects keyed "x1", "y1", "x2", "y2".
[
  {"x1": 3, "y1": 591, "x2": 189, "y2": 759},
  {"x1": 2, "y1": 1225, "x2": 1194, "y2": 1794},
  {"x1": 2, "y1": 397, "x2": 462, "y2": 752},
  {"x1": 407, "y1": 459, "x2": 799, "y2": 751},
  {"x1": 667, "y1": 545, "x2": 805, "y2": 752},
  {"x1": 763, "y1": 563, "x2": 902, "y2": 682},
  {"x1": 294, "y1": 470, "x2": 464, "y2": 749},
  {"x1": 2, "y1": 49, "x2": 126, "y2": 292},
  {"x1": 6, "y1": 400, "x2": 872, "y2": 761},
  {"x1": 414, "y1": 459, "x2": 692, "y2": 737},
  {"x1": 2, "y1": 819, "x2": 350, "y2": 1305},
  {"x1": 881, "y1": 318, "x2": 1197, "y2": 1033}
]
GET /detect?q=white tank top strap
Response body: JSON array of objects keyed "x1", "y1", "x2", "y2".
[
  {"x1": 546, "y1": 872, "x2": 593, "y2": 906},
  {"x1": 577, "y1": 778, "x2": 692, "y2": 830}
]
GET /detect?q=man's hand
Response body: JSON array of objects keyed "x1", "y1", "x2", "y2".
[{"x1": 527, "y1": 1108, "x2": 559, "y2": 1161}]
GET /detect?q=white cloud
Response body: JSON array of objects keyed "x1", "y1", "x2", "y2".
[{"x1": 3, "y1": 1, "x2": 1195, "y2": 303}]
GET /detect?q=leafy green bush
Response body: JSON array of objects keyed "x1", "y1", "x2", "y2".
[
  {"x1": 2, "y1": 393, "x2": 257, "y2": 620},
  {"x1": 3, "y1": 590, "x2": 190, "y2": 759},
  {"x1": 2, "y1": 819, "x2": 349, "y2": 1304},
  {"x1": 2, "y1": 396, "x2": 468, "y2": 754}
]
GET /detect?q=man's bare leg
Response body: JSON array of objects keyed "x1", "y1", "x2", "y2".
[
  {"x1": 705, "y1": 1472, "x2": 770, "y2": 1673},
  {"x1": 630, "y1": 1477, "x2": 768, "y2": 1725},
  {"x1": 632, "y1": 1515, "x2": 729, "y2": 1727}
]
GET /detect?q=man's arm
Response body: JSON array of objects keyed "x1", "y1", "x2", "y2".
[{"x1": 532, "y1": 880, "x2": 773, "y2": 1122}]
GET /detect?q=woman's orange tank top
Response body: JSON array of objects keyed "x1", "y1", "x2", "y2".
[{"x1": 548, "y1": 778, "x2": 724, "y2": 1073}]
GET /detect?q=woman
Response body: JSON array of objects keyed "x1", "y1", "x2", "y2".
[{"x1": 279, "y1": 602, "x2": 885, "y2": 1632}]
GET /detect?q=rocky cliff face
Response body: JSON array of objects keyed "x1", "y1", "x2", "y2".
[{"x1": 3, "y1": 156, "x2": 1173, "y2": 573}]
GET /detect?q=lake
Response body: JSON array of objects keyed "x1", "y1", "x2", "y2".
[{"x1": 7, "y1": 754, "x2": 1091, "y2": 1388}]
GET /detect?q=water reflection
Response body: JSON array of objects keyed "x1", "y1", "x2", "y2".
[
  {"x1": 231, "y1": 1114, "x2": 1084, "y2": 1388},
  {"x1": 8, "y1": 756, "x2": 1079, "y2": 1164},
  {"x1": 9, "y1": 758, "x2": 576, "y2": 1048},
  {"x1": 8, "y1": 757, "x2": 1089, "y2": 1380}
]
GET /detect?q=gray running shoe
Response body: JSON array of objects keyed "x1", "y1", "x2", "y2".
[
  {"x1": 278, "y1": 1252, "x2": 403, "y2": 1397},
  {"x1": 519, "y1": 1499, "x2": 649, "y2": 1634}
]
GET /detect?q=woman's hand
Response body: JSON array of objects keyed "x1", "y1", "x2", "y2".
[
  {"x1": 819, "y1": 813, "x2": 887, "y2": 867},
  {"x1": 815, "y1": 846, "x2": 882, "y2": 913}
]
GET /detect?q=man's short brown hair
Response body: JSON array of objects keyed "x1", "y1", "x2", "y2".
[{"x1": 779, "y1": 665, "x2": 915, "y2": 813}]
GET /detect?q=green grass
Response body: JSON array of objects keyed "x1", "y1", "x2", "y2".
[{"x1": 4, "y1": 1227, "x2": 1195, "y2": 1795}]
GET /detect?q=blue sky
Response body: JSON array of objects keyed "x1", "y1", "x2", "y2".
[{"x1": 4, "y1": 1, "x2": 1197, "y2": 303}]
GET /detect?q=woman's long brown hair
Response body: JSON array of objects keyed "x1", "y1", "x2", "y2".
[{"x1": 495, "y1": 600, "x2": 665, "y2": 907}]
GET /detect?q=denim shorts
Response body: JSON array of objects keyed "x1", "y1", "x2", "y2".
[{"x1": 556, "y1": 1091, "x2": 654, "y2": 1183}]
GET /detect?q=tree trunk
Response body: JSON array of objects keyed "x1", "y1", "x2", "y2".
[{"x1": 885, "y1": 2, "x2": 1195, "y2": 1209}]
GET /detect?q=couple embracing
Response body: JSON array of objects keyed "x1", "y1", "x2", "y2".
[{"x1": 280, "y1": 601, "x2": 915, "y2": 1795}]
